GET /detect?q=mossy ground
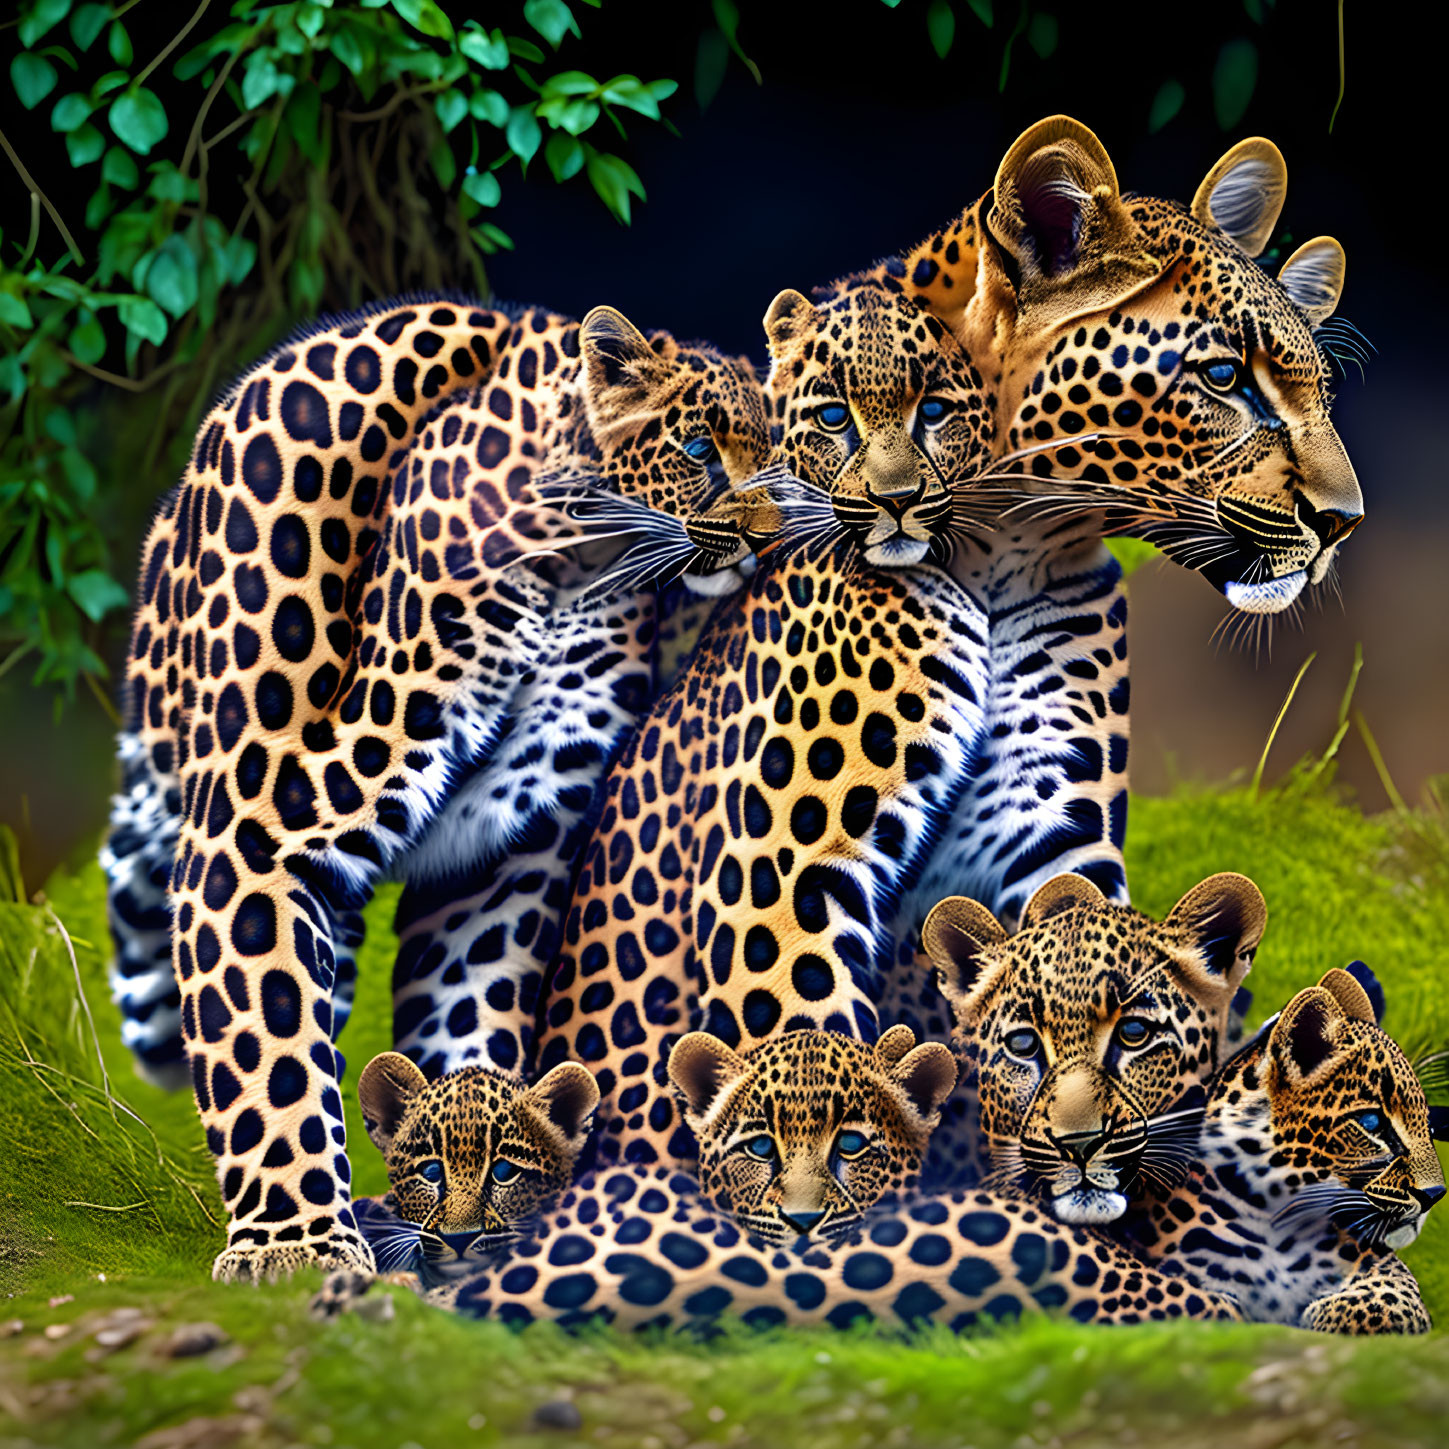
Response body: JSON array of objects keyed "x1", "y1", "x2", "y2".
[{"x1": 3, "y1": 767, "x2": 1447, "y2": 1448}]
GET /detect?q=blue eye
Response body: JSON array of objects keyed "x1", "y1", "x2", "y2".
[
  {"x1": 918, "y1": 397, "x2": 948, "y2": 425},
  {"x1": 1202, "y1": 360, "x2": 1241, "y2": 391},
  {"x1": 682, "y1": 435, "x2": 718, "y2": 463},
  {"x1": 837, "y1": 1130, "x2": 869, "y2": 1158},
  {"x1": 815, "y1": 403, "x2": 850, "y2": 432},
  {"x1": 1005, "y1": 1028, "x2": 1041, "y2": 1060},
  {"x1": 1115, "y1": 1018, "x2": 1153, "y2": 1049},
  {"x1": 1355, "y1": 1111, "x2": 1383, "y2": 1134},
  {"x1": 744, "y1": 1135, "x2": 776, "y2": 1160},
  {"x1": 491, "y1": 1159, "x2": 519, "y2": 1184},
  {"x1": 417, "y1": 1159, "x2": 443, "y2": 1185}
]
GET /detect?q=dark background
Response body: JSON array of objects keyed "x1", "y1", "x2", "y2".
[{"x1": 3, "y1": 0, "x2": 1445, "y2": 886}]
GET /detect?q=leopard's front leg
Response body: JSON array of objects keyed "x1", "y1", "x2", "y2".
[
  {"x1": 1300, "y1": 1253, "x2": 1431, "y2": 1335},
  {"x1": 172, "y1": 817, "x2": 376, "y2": 1281}
]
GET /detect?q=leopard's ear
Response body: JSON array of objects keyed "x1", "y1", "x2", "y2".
[
  {"x1": 1317, "y1": 967, "x2": 1377, "y2": 1026},
  {"x1": 581, "y1": 305, "x2": 673, "y2": 438},
  {"x1": 668, "y1": 1032, "x2": 748, "y2": 1127},
  {"x1": 1167, "y1": 873, "x2": 1267, "y2": 992},
  {"x1": 1191, "y1": 137, "x2": 1288, "y2": 258},
  {"x1": 1021, "y1": 873, "x2": 1108, "y2": 926},
  {"x1": 920, "y1": 896, "x2": 1009, "y2": 1022},
  {"x1": 1278, "y1": 237, "x2": 1346, "y2": 327},
  {"x1": 521, "y1": 1063, "x2": 601, "y2": 1154},
  {"x1": 357, "y1": 1052, "x2": 428, "y2": 1155},
  {"x1": 888, "y1": 1040, "x2": 959, "y2": 1126},
  {"x1": 1269, "y1": 984, "x2": 1352, "y2": 1087},
  {"x1": 988, "y1": 115, "x2": 1128, "y2": 281},
  {"x1": 762, "y1": 289, "x2": 820, "y2": 361}
]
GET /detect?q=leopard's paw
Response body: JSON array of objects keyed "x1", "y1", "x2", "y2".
[{"x1": 213, "y1": 1233, "x2": 375, "y2": 1285}]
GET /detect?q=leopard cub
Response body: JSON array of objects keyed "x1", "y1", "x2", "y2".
[
  {"x1": 357, "y1": 1051, "x2": 599, "y2": 1275},
  {"x1": 667, "y1": 1025, "x2": 957, "y2": 1243}
]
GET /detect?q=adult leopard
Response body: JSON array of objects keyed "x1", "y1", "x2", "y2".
[{"x1": 102, "y1": 295, "x2": 770, "y2": 1281}]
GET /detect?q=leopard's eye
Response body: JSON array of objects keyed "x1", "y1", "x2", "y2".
[
  {"x1": 836, "y1": 1130, "x2": 870, "y2": 1158},
  {"x1": 682, "y1": 435, "x2": 718, "y2": 464},
  {"x1": 1202, "y1": 360, "x2": 1242, "y2": 391},
  {"x1": 744, "y1": 1134, "x2": 777, "y2": 1161},
  {"x1": 1354, "y1": 1110, "x2": 1384, "y2": 1135},
  {"x1": 417, "y1": 1159, "x2": 444, "y2": 1185},
  {"x1": 491, "y1": 1159, "x2": 519, "y2": 1185},
  {"x1": 815, "y1": 402, "x2": 850, "y2": 432},
  {"x1": 918, "y1": 396, "x2": 949, "y2": 426},
  {"x1": 1114, "y1": 1018, "x2": 1154, "y2": 1049},
  {"x1": 1004, "y1": 1028, "x2": 1041, "y2": 1060}
]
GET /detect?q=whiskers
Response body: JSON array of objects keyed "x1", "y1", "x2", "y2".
[
  {"x1": 367, "y1": 1221, "x2": 424, "y2": 1274},
  {"x1": 1315, "y1": 316, "x2": 1376, "y2": 382},
  {"x1": 1272, "y1": 1180, "x2": 1399, "y2": 1247},
  {"x1": 1136, "y1": 1100, "x2": 1206, "y2": 1193}
]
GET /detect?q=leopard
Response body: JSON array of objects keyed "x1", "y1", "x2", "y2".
[
  {"x1": 667, "y1": 1024, "x2": 957, "y2": 1242},
  {"x1": 100, "y1": 292, "x2": 771, "y2": 1282},
  {"x1": 825, "y1": 114, "x2": 1362, "y2": 619},
  {"x1": 531, "y1": 280, "x2": 1003, "y2": 1173},
  {"x1": 1125, "y1": 968, "x2": 1445, "y2": 1332},
  {"x1": 355, "y1": 1049, "x2": 599, "y2": 1278},
  {"x1": 410, "y1": 969, "x2": 1438, "y2": 1336},
  {"x1": 917, "y1": 870, "x2": 1265, "y2": 1217}
]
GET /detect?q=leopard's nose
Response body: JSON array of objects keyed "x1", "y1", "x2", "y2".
[
  {"x1": 1411, "y1": 1183, "x2": 1446, "y2": 1212},
  {"x1": 438, "y1": 1230, "x2": 479, "y2": 1255},
  {"x1": 779, "y1": 1209, "x2": 826, "y2": 1236},
  {"x1": 1299, "y1": 498, "x2": 1362, "y2": 549}
]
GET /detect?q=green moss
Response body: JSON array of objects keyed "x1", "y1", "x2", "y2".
[{"x1": 4, "y1": 770, "x2": 1448, "y2": 1446}]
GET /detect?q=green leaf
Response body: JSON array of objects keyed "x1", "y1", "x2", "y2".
[
  {"x1": 429, "y1": 135, "x2": 457, "y2": 188},
  {"x1": 11, "y1": 52, "x2": 59, "y2": 109},
  {"x1": 285, "y1": 83, "x2": 323, "y2": 164},
  {"x1": 460, "y1": 23, "x2": 510, "y2": 69},
  {"x1": 331, "y1": 25, "x2": 367, "y2": 76},
  {"x1": 118, "y1": 294, "x2": 167, "y2": 346},
  {"x1": 544, "y1": 131, "x2": 584, "y2": 181},
  {"x1": 1243, "y1": 0, "x2": 1264, "y2": 21},
  {"x1": 69, "y1": 3, "x2": 108, "y2": 50},
  {"x1": 146, "y1": 236, "x2": 199, "y2": 318},
  {"x1": 694, "y1": 29, "x2": 728, "y2": 110},
  {"x1": 392, "y1": 0, "x2": 455, "y2": 41},
  {"x1": 223, "y1": 235, "x2": 257, "y2": 286},
  {"x1": 1213, "y1": 39, "x2": 1257, "y2": 130},
  {"x1": 1148, "y1": 79, "x2": 1186, "y2": 133},
  {"x1": 435, "y1": 89, "x2": 468, "y2": 132},
  {"x1": 242, "y1": 51, "x2": 284, "y2": 110},
  {"x1": 19, "y1": 0, "x2": 70, "y2": 48},
  {"x1": 50, "y1": 90, "x2": 91, "y2": 132},
  {"x1": 297, "y1": 3, "x2": 327, "y2": 39},
  {"x1": 462, "y1": 169, "x2": 501, "y2": 206},
  {"x1": 538, "y1": 96, "x2": 599, "y2": 135},
  {"x1": 65, "y1": 121, "x2": 104, "y2": 165},
  {"x1": 67, "y1": 569, "x2": 129, "y2": 623},
  {"x1": 507, "y1": 36, "x2": 546, "y2": 64},
  {"x1": 1027, "y1": 12, "x2": 1058, "y2": 58},
  {"x1": 100, "y1": 145, "x2": 138, "y2": 187},
  {"x1": 524, "y1": 0, "x2": 580, "y2": 48},
  {"x1": 602, "y1": 74, "x2": 671, "y2": 119},
  {"x1": 107, "y1": 19, "x2": 132, "y2": 66},
  {"x1": 108, "y1": 87, "x2": 168, "y2": 154},
  {"x1": 0, "y1": 294, "x2": 34, "y2": 328},
  {"x1": 506, "y1": 106, "x2": 542, "y2": 165},
  {"x1": 90, "y1": 69, "x2": 127, "y2": 100},
  {"x1": 586, "y1": 151, "x2": 644, "y2": 224},
  {"x1": 926, "y1": 1, "x2": 955, "y2": 59},
  {"x1": 470, "y1": 88, "x2": 509, "y2": 126},
  {"x1": 67, "y1": 313, "x2": 106, "y2": 364},
  {"x1": 712, "y1": 0, "x2": 761, "y2": 84},
  {"x1": 541, "y1": 69, "x2": 599, "y2": 97},
  {"x1": 965, "y1": 0, "x2": 993, "y2": 24}
]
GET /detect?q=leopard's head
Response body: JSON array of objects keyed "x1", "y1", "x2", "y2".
[
  {"x1": 1222, "y1": 969, "x2": 1446, "y2": 1251},
  {"x1": 667, "y1": 1025, "x2": 957, "y2": 1243},
  {"x1": 578, "y1": 307, "x2": 776, "y2": 596},
  {"x1": 922, "y1": 871, "x2": 1265, "y2": 1224},
  {"x1": 761, "y1": 282, "x2": 993, "y2": 569},
  {"x1": 357, "y1": 1051, "x2": 599, "y2": 1274},
  {"x1": 963, "y1": 116, "x2": 1359, "y2": 613}
]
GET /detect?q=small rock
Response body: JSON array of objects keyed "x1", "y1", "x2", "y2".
[
  {"x1": 93, "y1": 1319, "x2": 149, "y2": 1350},
  {"x1": 1, "y1": 1319, "x2": 23, "y2": 1338},
  {"x1": 353, "y1": 1292, "x2": 395, "y2": 1324},
  {"x1": 43, "y1": 1323, "x2": 70, "y2": 1340},
  {"x1": 532, "y1": 1400, "x2": 583, "y2": 1432},
  {"x1": 160, "y1": 1322, "x2": 230, "y2": 1358}
]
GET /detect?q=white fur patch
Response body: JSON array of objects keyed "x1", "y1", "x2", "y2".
[
  {"x1": 1051, "y1": 1188, "x2": 1129, "y2": 1225},
  {"x1": 1224, "y1": 569, "x2": 1307, "y2": 614}
]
